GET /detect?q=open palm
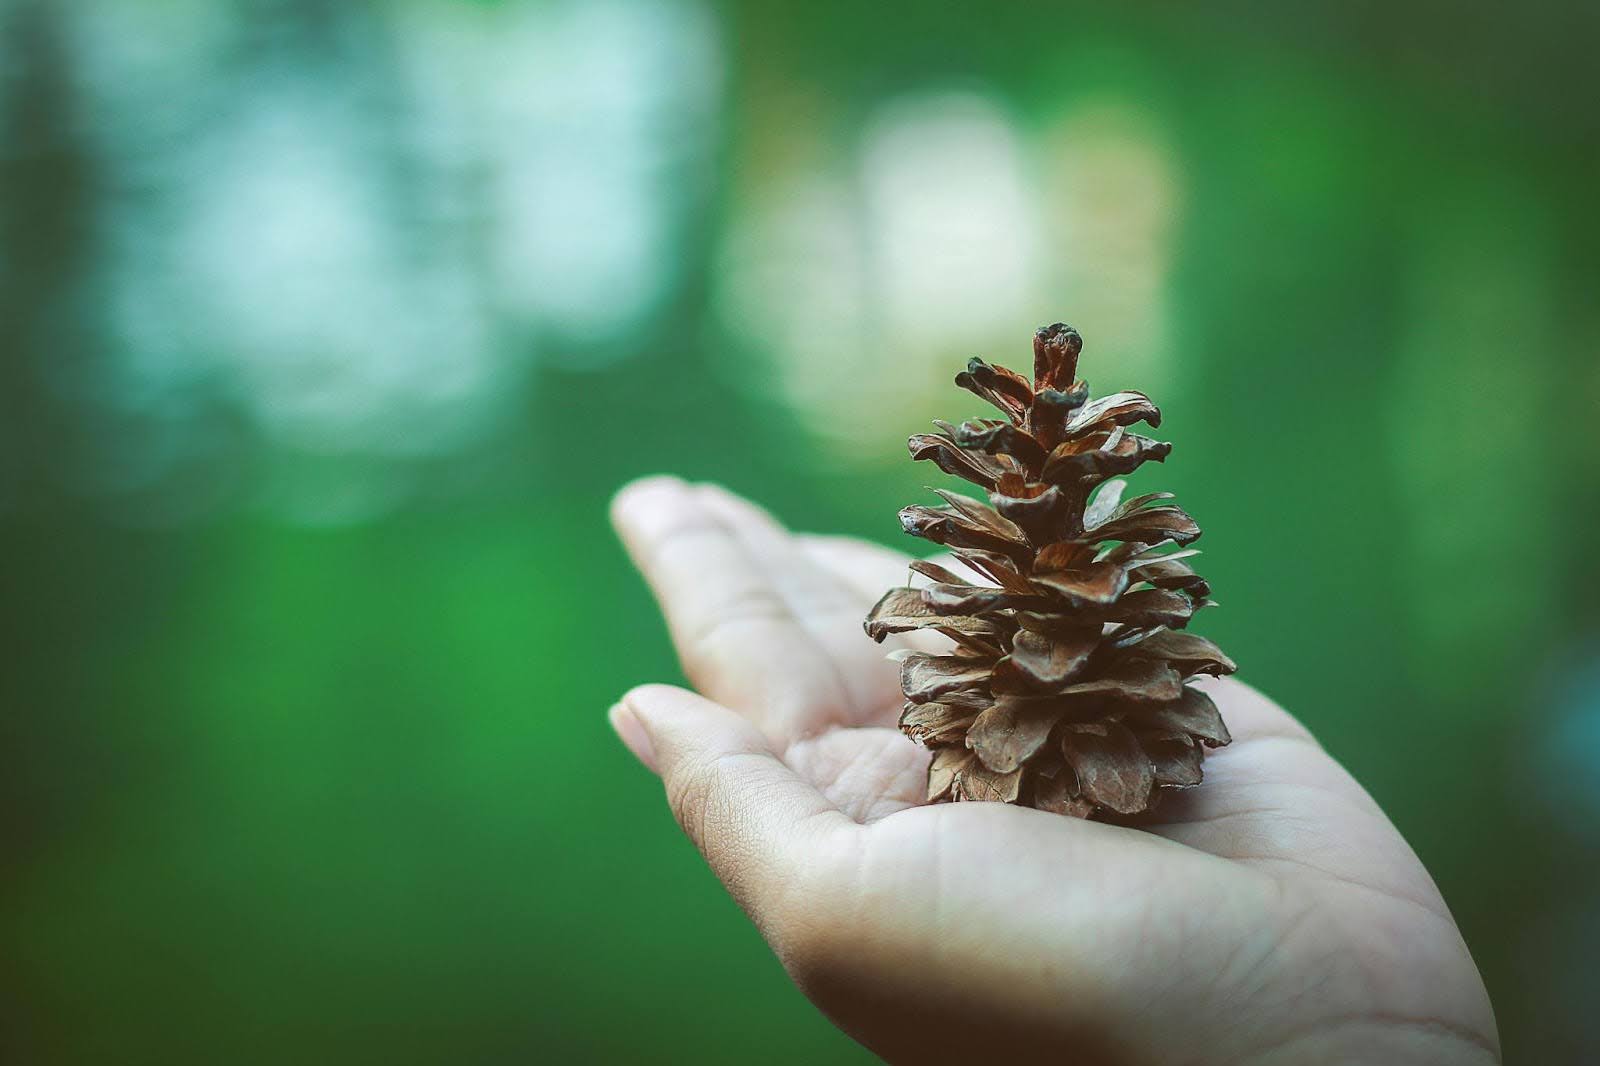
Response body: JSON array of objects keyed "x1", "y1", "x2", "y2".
[{"x1": 609, "y1": 476, "x2": 1498, "y2": 1065}]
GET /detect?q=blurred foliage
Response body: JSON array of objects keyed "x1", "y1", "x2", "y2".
[{"x1": 3, "y1": 0, "x2": 1598, "y2": 1063}]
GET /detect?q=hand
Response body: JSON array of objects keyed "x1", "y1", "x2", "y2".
[{"x1": 608, "y1": 476, "x2": 1499, "y2": 1065}]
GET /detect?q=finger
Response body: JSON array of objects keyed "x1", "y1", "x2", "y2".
[
  {"x1": 1158, "y1": 677, "x2": 1341, "y2": 812},
  {"x1": 613, "y1": 684, "x2": 853, "y2": 927},
  {"x1": 1146, "y1": 678, "x2": 1422, "y2": 895},
  {"x1": 1190, "y1": 675, "x2": 1319, "y2": 748},
  {"x1": 1169, "y1": 676, "x2": 1354, "y2": 805},
  {"x1": 796, "y1": 534, "x2": 912, "y2": 601},
  {"x1": 797, "y1": 534, "x2": 994, "y2": 657},
  {"x1": 797, "y1": 534, "x2": 988, "y2": 602},
  {"x1": 691, "y1": 484, "x2": 904, "y2": 720},
  {"x1": 1170, "y1": 683, "x2": 1486, "y2": 978},
  {"x1": 612, "y1": 476, "x2": 840, "y2": 738}
]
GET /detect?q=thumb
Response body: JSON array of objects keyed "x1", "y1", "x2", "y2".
[{"x1": 610, "y1": 685, "x2": 852, "y2": 923}]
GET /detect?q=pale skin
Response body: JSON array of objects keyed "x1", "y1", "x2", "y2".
[{"x1": 608, "y1": 476, "x2": 1499, "y2": 1065}]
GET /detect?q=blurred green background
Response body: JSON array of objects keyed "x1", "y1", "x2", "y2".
[{"x1": 3, "y1": 0, "x2": 1598, "y2": 1062}]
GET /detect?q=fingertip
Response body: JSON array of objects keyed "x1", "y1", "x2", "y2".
[
  {"x1": 621, "y1": 681, "x2": 694, "y2": 709},
  {"x1": 690, "y1": 482, "x2": 783, "y2": 532},
  {"x1": 621, "y1": 683, "x2": 762, "y2": 747},
  {"x1": 619, "y1": 685, "x2": 846, "y2": 895},
  {"x1": 1192, "y1": 675, "x2": 1319, "y2": 747},
  {"x1": 620, "y1": 682, "x2": 683, "y2": 714},
  {"x1": 621, "y1": 683, "x2": 711, "y2": 741},
  {"x1": 610, "y1": 475, "x2": 688, "y2": 533},
  {"x1": 620, "y1": 685, "x2": 800, "y2": 800},
  {"x1": 609, "y1": 701, "x2": 658, "y2": 773}
]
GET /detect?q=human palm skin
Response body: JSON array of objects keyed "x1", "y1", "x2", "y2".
[{"x1": 609, "y1": 476, "x2": 1499, "y2": 1065}]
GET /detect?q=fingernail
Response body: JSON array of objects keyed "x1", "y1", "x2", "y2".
[{"x1": 609, "y1": 702, "x2": 658, "y2": 773}]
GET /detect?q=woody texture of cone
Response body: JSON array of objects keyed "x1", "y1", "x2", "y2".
[{"x1": 864, "y1": 323, "x2": 1238, "y2": 817}]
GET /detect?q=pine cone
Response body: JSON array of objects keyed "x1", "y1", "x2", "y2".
[{"x1": 864, "y1": 323, "x2": 1237, "y2": 818}]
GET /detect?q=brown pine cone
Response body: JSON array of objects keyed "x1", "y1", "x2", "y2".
[{"x1": 865, "y1": 323, "x2": 1237, "y2": 817}]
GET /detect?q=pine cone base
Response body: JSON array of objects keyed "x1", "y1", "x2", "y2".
[{"x1": 865, "y1": 323, "x2": 1237, "y2": 818}]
